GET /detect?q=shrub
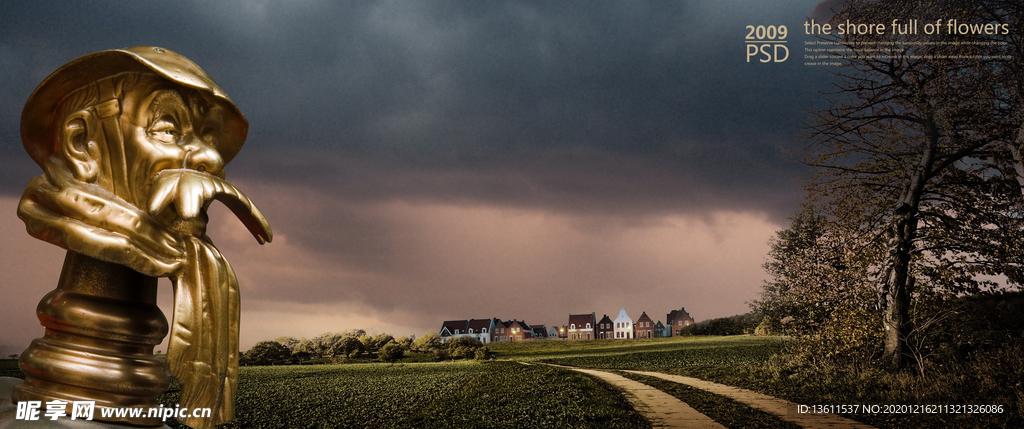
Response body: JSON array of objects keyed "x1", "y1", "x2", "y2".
[
  {"x1": 754, "y1": 319, "x2": 775, "y2": 336},
  {"x1": 372, "y1": 334, "x2": 395, "y2": 350},
  {"x1": 243, "y1": 341, "x2": 291, "y2": 366},
  {"x1": 413, "y1": 332, "x2": 443, "y2": 353},
  {"x1": 447, "y1": 336, "x2": 484, "y2": 360},
  {"x1": 430, "y1": 348, "x2": 450, "y2": 362},
  {"x1": 378, "y1": 342, "x2": 405, "y2": 363}
]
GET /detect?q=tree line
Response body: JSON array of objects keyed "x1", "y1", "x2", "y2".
[
  {"x1": 240, "y1": 330, "x2": 492, "y2": 366},
  {"x1": 677, "y1": 313, "x2": 762, "y2": 336}
]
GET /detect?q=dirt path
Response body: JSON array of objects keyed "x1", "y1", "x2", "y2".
[
  {"x1": 624, "y1": 370, "x2": 877, "y2": 429},
  {"x1": 533, "y1": 362, "x2": 877, "y2": 428},
  {"x1": 568, "y1": 367, "x2": 726, "y2": 429}
]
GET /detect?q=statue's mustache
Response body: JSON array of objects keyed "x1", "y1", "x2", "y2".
[{"x1": 147, "y1": 169, "x2": 273, "y2": 245}]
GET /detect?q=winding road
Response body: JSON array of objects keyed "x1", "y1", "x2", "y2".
[{"x1": 529, "y1": 362, "x2": 878, "y2": 429}]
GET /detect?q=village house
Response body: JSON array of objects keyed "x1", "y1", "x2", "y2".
[
  {"x1": 567, "y1": 313, "x2": 595, "y2": 340},
  {"x1": 491, "y1": 319, "x2": 508, "y2": 342},
  {"x1": 596, "y1": 314, "x2": 614, "y2": 339},
  {"x1": 437, "y1": 306, "x2": 698, "y2": 343},
  {"x1": 666, "y1": 307, "x2": 696, "y2": 336},
  {"x1": 441, "y1": 319, "x2": 495, "y2": 343},
  {"x1": 466, "y1": 318, "x2": 495, "y2": 344},
  {"x1": 634, "y1": 311, "x2": 654, "y2": 338},
  {"x1": 439, "y1": 320, "x2": 469, "y2": 342},
  {"x1": 557, "y1": 325, "x2": 568, "y2": 339},
  {"x1": 530, "y1": 324, "x2": 548, "y2": 339},
  {"x1": 508, "y1": 319, "x2": 532, "y2": 341},
  {"x1": 613, "y1": 308, "x2": 634, "y2": 339},
  {"x1": 484, "y1": 319, "x2": 533, "y2": 342},
  {"x1": 547, "y1": 326, "x2": 560, "y2": 339}
]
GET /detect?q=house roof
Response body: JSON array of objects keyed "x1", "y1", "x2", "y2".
[
  {"x1": 467, "y1": 319, "x2": 492, "y2": 331},
  {"x1": 614, "y1": 308, "x2": 632, "y2": 323},
  {"x1": 568, "y1": 313, "x2": 595, "y2": 327},
  {"x1": 512, "y1": 320, "x2": 532, "y2": 331},
  {"x1": 598, "y1": 314, "x2": 613, "y2": 325},
  {"x1": 667, "y1": 307, "x2": 694, "y2": 325},
  {"x1": 636, "y1": 311, "x2": 653, "y2": 324},
  {"x1": 441, "y1": 320, "x2": 469, "y2": 333},
  {"x1": 677, "y1": 308, "x2": 694, "y2": 322}
]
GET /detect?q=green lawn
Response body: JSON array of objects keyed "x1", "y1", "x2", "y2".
[
  {"x1": 157, "y1": 360, "x2": 648, "y2": 429},
  {"x1": 2, "y1": 338, "x2": 783, "y2": 428},
  {"x1": 495, "y1": 335, "x2": 1022, "y2": 428},
  {"x1": 0, "y1": 359, "x2": 21, "y2": 380},
  {"x1": 12, "y1": 335, "x2": 1018, "y2": 428},
  {"x1": 509, "y1": 336, "x2": 787, "y2": 367},
  {"x1": 487, "y1": 335, "x2": 752, "y2": 360}
]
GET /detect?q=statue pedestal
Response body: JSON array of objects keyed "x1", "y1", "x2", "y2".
[{"x1": 3, "y1": 252, "x2": 170, "y2": 428}]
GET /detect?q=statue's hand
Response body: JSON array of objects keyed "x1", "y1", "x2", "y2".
[{"x1": 147, "y1": 169, "x2": 273, "y2": 244}]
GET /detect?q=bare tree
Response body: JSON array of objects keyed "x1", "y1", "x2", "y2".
[{"x1": 805, "y1": 0, "x2": 1024, "y2": 369}]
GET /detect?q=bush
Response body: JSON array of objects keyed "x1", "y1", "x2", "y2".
[
  {"x1": 243, "y1": 341, "x2": 291, "y2": 366},
  {"x1": 754, "y1": 319, "x2": 775, "y2": 336},
  {"x1": 413, "y1": 332, "x2": 443, "y2": 353},
  {"x1": 447, "y1": 336, "x2": 484, "y2": 360},
  {"x1": 429, "y1": 348, "x2": 450, "y2": 362},
  {"x1": 396, "y1": 336, "x2": 413, "y2": 349},
  {"x1": 371, "y1": 334, "x2": 395, "y2": 350},
  {"x1": 378, "y1": 342, "x2": 405, "y2": 363}
]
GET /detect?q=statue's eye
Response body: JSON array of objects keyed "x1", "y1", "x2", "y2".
[
  {"x1": 148, "y1": 117, "x2": 181, "y2": 144},
  {"x1": 202, "y1": 127, "x2": 217, "y2": 144}
]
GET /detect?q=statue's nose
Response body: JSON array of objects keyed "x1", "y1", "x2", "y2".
[{"x1": 182, "y1": 136, "x2": 224, "y2": 177}]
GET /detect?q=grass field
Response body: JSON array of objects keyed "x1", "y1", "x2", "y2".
[
  {"x1": 6, "y1": 335, "x2": 1021, "y2": 428},
  {"x1": 0, "y1": 337, "x2": 792, "y2": 428},
  {"x1": 3, "y1": 358, "x2": 646, "y2": 428},
  {"x1": 156, "y1": 360, "x2": 647, "y2": 429},
  {"x1": 493, "y1": 336, "x2": 787, "y2": 367},
  {"x1": 0, "y1": 359, "x2": 21, "y2": 380}
]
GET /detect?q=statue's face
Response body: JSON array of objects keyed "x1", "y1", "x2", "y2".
[{"x1": 119, "y1": 74, "x2": 227, "y2": 207}]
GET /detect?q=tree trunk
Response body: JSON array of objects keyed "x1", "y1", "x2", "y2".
[
  {"x1": 881, "y1": 209, "x2": 916, "y2": 369},
  {"x1": 880, "y1": 126, "x2": 938, "y2": 370}
]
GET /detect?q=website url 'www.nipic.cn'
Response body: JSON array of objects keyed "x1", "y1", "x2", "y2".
[{"x1": 15, "y1": 400, "x2": 211, "y2": 422}]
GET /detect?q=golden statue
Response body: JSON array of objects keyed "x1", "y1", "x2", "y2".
[{"x1": 0, "y1": 47, "x2": 271, "y2": 428}]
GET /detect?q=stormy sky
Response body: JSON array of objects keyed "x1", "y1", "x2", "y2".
[{"x1": 0, "y1": 1, "x2": 840, "y2": 354}]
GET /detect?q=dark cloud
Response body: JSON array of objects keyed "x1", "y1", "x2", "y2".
[
  {"x1": 809, "y1": 0, "x2": 849, "y2": 22},
  {"x1": 1, "y1": 1, "x2": 832, "y2": 349},
  {"x1": 1, "y1": 1, "x2": 824, "y2": 222}
]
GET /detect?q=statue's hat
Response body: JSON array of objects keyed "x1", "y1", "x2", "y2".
[{"x1": 21, "y1": 46, "x2": 248, "y2": 168}]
